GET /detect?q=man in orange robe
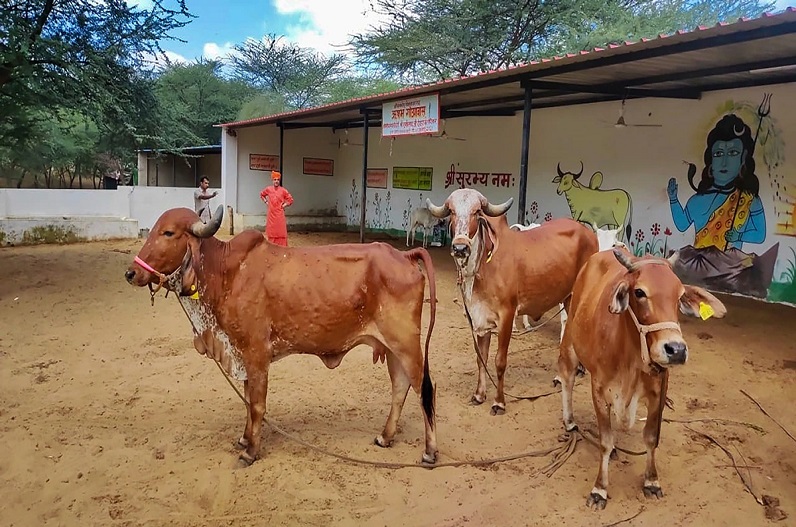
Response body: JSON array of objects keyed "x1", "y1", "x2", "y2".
[{"x1": 260, "y1": 170, "x2": 294, "y2": 246}]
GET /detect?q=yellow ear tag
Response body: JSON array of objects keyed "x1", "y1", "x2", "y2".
[
  {"x1": 189, "y1": 284, "x2": 199, "y2": 300},
  {"x1": 698, "y1": 302, "x2": 714, "y2": 320}
]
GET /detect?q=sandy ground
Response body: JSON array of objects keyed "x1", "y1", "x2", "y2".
[{"x1": 1, "y1": 231, "x2": 794, "y2": 527}]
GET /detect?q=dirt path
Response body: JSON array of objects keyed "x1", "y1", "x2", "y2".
[{"x1": 0, "y1": 233, "x2": 794, "y2": 526}]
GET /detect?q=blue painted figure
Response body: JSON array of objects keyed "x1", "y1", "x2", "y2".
[{"x1": 667, "y1": 114, "x2": 766, "y2": 251}]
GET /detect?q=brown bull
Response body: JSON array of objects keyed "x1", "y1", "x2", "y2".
[
  {"x1": 427, "y1": 189, "x2": 598, "y2": 415},
  {"x1": 558, "y1": 247, "x2": 726, "y2": 510},
  {"x1": 125, "y1": 206, "x2": 438, "y2": 465}
]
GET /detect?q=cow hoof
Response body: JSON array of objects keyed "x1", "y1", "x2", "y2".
[
  {"x1": 235, "y1": 437, "x2": 249, "y2": 450},
  {"x1": 490, "y1": 403, "x2": 506, "y2": 416},
  {"x1": 564, "y1": 422, "x2": 579, "y2": 433},
  {"x1": 374, "y1": 435, "x2": 392, "y2": 448},
  {"x1": 470, "y1": 394, "x2": 486, "y2": 405},
  {"x1": 643, "y1": 484, "x2": 663, "y2": 500},
  {"x1": 552, "y1": 376, "x2": 562, "y2": 387},
  {"x1": 586, "y1": 492, "x2": 608, "y2": 510},
  {"x1": 421, "y1": 451, "x2": 437, "y2": 465},
  {"x1": 237, "y1": 452, "x2": 257, "y2": 467},
  {"x1": 576, "y1": 364, "x2": 586, "y2": 377}
]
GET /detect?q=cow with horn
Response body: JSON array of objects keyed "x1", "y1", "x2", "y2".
[
  {"x1": 125, "y1": 205, "x2": 438, "y2": 466},
  {"x1": 426, "y1": 189, "x2": 598, "y2": 415}
]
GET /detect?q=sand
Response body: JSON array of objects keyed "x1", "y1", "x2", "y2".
[{"x1": 0, "y1": 232, "x2": 794, "y2": 526}]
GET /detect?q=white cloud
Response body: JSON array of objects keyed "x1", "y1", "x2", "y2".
[
  {"x1": 272, "y1": 0, "x2": 388, "y2": 56},
  {"x1": 125, "y1": 0, "x2": 154, "y2": 8},
  {"x1": 203, "y1": 42, "x2": 237, "y2": 61},
  {"x1": 139, "y1": 49, "x2": 189, "y2": 69},
  {"x1": 773, "y1": 0, "x2": 793, "y2": 11}
]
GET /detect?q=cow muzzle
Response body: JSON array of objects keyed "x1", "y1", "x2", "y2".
[
  {"x1": 657, "y1": 340, "x2": 688, "y2": 366},
  {"x1": 451, "y1": 240, "x2": 470, "y2": 259},
  {"x1": 124, "y1": 269, "x2": 136, "y2": 284}
]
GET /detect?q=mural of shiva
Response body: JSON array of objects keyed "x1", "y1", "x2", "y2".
[{"x1": 667, "y1": 113, "x2": 779, "y2": 298}]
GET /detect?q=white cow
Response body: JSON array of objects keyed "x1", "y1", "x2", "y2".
[
  {"x1": 509, "y1": 222, "x2": 624, "y2": 335},
  {"x1": 407, "y1": 207, "x2": 446, "y2": 248}
]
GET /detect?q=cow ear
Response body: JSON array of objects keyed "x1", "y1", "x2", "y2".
[
  {"x1": 679, "y1": 285, "x2": 727, "y2": 319},
  {"x1": 552, "y1": 176, "x2": 562, "y2": 183},
  {"x1": 180, "y1": 238, "x2": 200, "y2": 297},
  {"x1": 609, "y1": 280, "x2": 630, "y2": 314}
]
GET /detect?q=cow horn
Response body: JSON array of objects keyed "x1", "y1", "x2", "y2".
[
  {"x1": 556, "y1": 163, "x2": 564, "y2": 178},
  {"x1": 574, "y1": 160, "x2": 584, "y2": 180},
  {"x1": 190, "y1": 205, "x2": 224, "y2": 238},
  {"x1": 613, "y1": 247, "x2": 637, "y2": 272},
  {"x1": 483, "y1": 197, "x2": 514, "y2": 217},
  {"x1": 666, "y1": 250, "x2": 680, "y2": 268},
  {"x1": 426, "y1": 198, "x2": 450, "y2": 218}
]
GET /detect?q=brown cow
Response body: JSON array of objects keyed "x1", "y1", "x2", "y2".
[
  {"x1": 124, "y1": 206, "x2": 438, "y2": 466},
  {"x1": 427, "y1": 189, "x2": 598, "y2": 415},
  {"x1": 557, "y1": 247, "x2": 727, "y2": 510}
]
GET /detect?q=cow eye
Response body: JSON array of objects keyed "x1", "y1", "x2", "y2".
[
  {"x1": 634, "y1": 288, "x2": 647, "y2": 299},
  {"x1": 163, "y1": 230, "x2": 174, "y2": 237}
]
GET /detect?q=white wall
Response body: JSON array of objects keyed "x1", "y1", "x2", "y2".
[
  {"x1": 235, "y1": 125, "x2": 344, "y2": 218},
  {"x1": 125, "y1": 186, "x2": 224, "y2": 231},
  {"x1": 0, "y1": 185, "x2": 226, "y2": 244}
]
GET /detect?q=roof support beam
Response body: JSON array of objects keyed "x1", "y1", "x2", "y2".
[
  {"x1": 526, "y1": 80, "x2": 701, "y2": 99},
  {"x1": 278, "y1": 122, "x2": 284, "y2": 175},
  {"x1": 442, "y1": 108, "x2": 518, "y2": 118},
  {"x1": 517, "y1": 82, "x2": 533, "y2": 226},
  {"x1": 359, "y1": 109, "x2": 371, "y2": 243}
]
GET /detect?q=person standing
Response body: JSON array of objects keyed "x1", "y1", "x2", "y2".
[
  {"x1": 194, "y1": 176, "x2": 217, "y2": 223},
  {"x1": 260, "y1": 170, "x2": 294, "y2": 246}
]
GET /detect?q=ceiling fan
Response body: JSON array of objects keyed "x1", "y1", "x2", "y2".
[
  {"x1": 428, "y1": 120, "x2": 467, "y2": 141},
  {"x1": 612, "y1": 98, "x2": 663, "y2": 128},
  {"x1": 330, "y1": 129, "x2": 364, "y2": 149}
]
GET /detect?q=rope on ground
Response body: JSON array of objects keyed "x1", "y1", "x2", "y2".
[
  {"x1": 602, "y1": 506, "x2": 645, "y2": 527},
  {"x1": 740, "y1": 389, "x2": 796, "y2": 444},
  {"x1": 683, "y1": 424, "x2": 764, "y2": 506}
]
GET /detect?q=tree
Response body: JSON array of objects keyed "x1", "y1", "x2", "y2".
[
  {"x1": 154, "y1": 59, "x2": 256, "y2": 145},
  {"x1": 349, "y1": 0, "x2": 556, "y2": 82},
  {"x1": 229, "y1": 34, "x2": 348, "y2": 109},
  {"x1": 349, "y1": 0, "x2": 775, "y2": 83},
  {"x1": 540, "y1": 0, "x2": 776, "y2": 57},
  {"x1": 0, "y1": 0, "x2": 192, "y2": 155}
]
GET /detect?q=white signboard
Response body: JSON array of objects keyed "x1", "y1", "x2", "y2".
[{"x1": 382, "y1": 93, "x2": 440, "y2": 137}]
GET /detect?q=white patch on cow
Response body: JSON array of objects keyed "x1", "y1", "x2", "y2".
[
  {"x1": 179, "y1": 294, "x2": 247, "y2": 381},
  {"x1": 609, "y1": 384, "x2": 643, "y2": 430},
  {"x1": 592, "y1": 223, "x2": 625, "y2": 252}
]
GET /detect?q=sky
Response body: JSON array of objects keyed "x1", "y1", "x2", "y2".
[
  {"x1": 128, "y1": 0, "x2": 388, "y2": 65},
  {"x1": 130, "y1": 0, "x2": 794, "y2": 66}
]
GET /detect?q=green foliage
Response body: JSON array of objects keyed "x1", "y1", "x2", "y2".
[
  {"x1": 236, "y1": 92, "x2": 291, "y2": 121},
  {"x1": 350, "y1": 0, "x2": 776, "y2": 82},
  {"x1": 229, "y1": 34, "x2": 349, "y2": 109},
  {"x1": 152, "y1": 59, "x2": 256, "y2": 146}
]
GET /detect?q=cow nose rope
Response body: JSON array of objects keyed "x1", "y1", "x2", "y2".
[
  {"x1": 134, "y1": 256, "x2": 169, "y2": 306},
  {"x1": 625, "y1": 306, "x2": 682, "y2": 373}
]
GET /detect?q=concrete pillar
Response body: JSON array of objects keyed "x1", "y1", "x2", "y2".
[
  {"x1": 221, "y1": 129, "x2": 239, "y2": 234},
  {"x1": 136, "y1": 152, "x2": 148, "y2": 187}
]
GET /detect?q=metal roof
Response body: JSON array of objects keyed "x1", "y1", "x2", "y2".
[
  {"x1": 218, "y1": 8, "x2": 796, "y2": 130},
  {"x1": 138, "y1": 145, "x2": 222, "y2": 155}
]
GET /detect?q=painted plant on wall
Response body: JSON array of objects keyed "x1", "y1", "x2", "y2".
[
  {"x1": 667, "y1": 93, "x2": 785, "y2": 300},
  {"x1": 345, "y1": 178, "x2": 360, "y2": 224},
  {"x1": 521, "y1": 201, "x2": 553, "y2": 226},
  {"x1": 551, "y1": 162, "x2": 633, "y2": 242},
  {"x1": 366, "y1": 191, "x2": 393, "y2": 230}
]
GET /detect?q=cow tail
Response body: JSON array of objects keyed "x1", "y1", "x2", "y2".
[
  {"x1": 405, "y1": 247, "x2": 436, "y2": 428},
  {"x1": 625, "y1": 193, "x2": 633, "y2": 244}
]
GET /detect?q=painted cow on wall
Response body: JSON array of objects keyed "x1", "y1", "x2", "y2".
[{"x1": 553, "y1": 161, "x2": 633, "y2": 243}]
